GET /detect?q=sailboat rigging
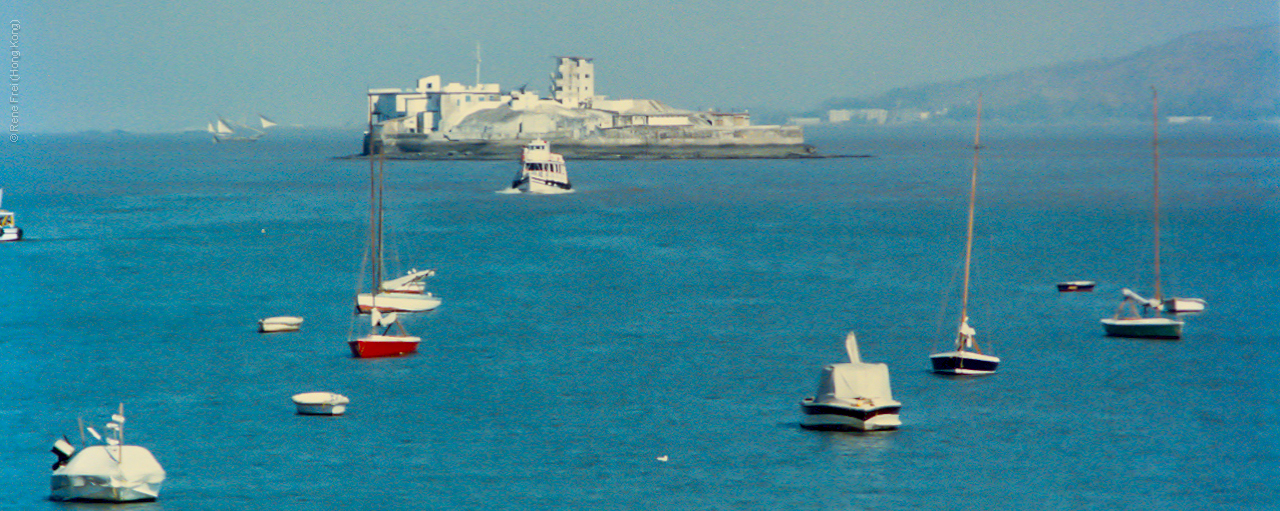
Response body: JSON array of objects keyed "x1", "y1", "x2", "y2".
[
  {"x1": 930, "y1": 95, "x2": 1000, "y2": 375},
  {"x1": 353, "y1": 155, "x2": 441, "y2": 313},
  {"x1": 1101, "y1": 88, "x2": 1190, "y2": 339},
  {"x1": 348, "y1": 155, "x2": 424, "y2": 358}
]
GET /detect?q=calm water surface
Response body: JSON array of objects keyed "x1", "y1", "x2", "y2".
[{"x1": 2, "y1": 123, "x2": 1277, "y2": 510}]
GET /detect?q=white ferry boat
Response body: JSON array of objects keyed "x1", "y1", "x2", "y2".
[{"x1": 511, "y1": 139, "x2": 573, "y2": 194}]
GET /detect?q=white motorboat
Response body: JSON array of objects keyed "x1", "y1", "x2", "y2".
[
  {"x1": 381, "y1": 268, "x2": 436, "y2": 294},
  {"x1": 1, "y1": 188, "x2": 21, "y2": 242},
  {"x1": 355, "y1": 291, "x2": 441, "y2": 313},
  {"x1": 1163, "y1": 297, "x2": 1207, "y2": 314},
  {"x1": 258, "y1": 316, "x2": 304, "y2": 333},
  {"x1": 50, "y1": 404, "x2": 165, "y2": 502},
  {"x1": 801, "y1": 332, "x2": 902, "y2": 431},
  {"x1": 292, "y1": 392, "x2": 350, "y2": 415},
  {"x1": 510, "y1": 139, "x2": 573, "y2": 194}
]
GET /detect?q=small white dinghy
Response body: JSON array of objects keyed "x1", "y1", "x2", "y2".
[
  {"x1": 50, "y1": 404, "x2": 165, "y2": 503},
  {"x1": 800, "y1": 332, "x2": 902, "y2": 431},
  {"x1": 259, "y1": 316, "x2": 304, "y2": 333},
  {"x1": 292, "y1": 392, "x2": 349, "y2": 416}
]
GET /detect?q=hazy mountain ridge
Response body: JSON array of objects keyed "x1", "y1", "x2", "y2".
[{"x1": 824, "y1": 24, "x2": 1279, "y2": 121}]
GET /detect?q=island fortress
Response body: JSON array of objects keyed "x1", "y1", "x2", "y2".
[{"x1": 363, "y1": 57, "x2": 814, "y2": 159}]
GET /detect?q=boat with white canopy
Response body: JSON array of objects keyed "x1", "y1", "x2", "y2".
[
  {"x1": 49, "y1": 404, "x2": 165, "y2": 503},
  {"x1": 801, "y1": 332, "x2": 901, "y2": 431}
]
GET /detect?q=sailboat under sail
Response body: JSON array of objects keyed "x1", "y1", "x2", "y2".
[
  {"x1": 1101, "y1": 88, "x2": 1195, "y2": 339},
  {"x1": 930, "y1": 96, "x2": 1000, "y2": 375},
  {"x1": 206, "y1": 115, "x2": 276, "y2": 143}
]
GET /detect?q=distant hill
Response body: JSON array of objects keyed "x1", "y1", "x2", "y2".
[{"x1": 823, "y1": 24, "x2": 1279, "y2": 121}]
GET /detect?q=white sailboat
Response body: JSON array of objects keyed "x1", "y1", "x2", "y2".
[
  {"x1": 49, "y1": 404, "x2": 166, "y2": 503},
  {"x1": 0, "y1": 188, "x2": 21, "y2": 242},
  {"x1": 207, "y1": 116, "x2": 265, "y2": 143},
  {"x1": 348, "y1": 156, "x2": 427, "y2": 358},
  {"x1": 354, "y1": 157, "x2": 441, "y2": 314},
  {"x1": 1101, "y1": 88, "x2": 1197, "y2": 339},
  {"x1": 800, "y1": 332, "x2": 902, "y2": 431},
  {"x1": 930, "y1": 96, "x2": 1000, "y2": 375}
]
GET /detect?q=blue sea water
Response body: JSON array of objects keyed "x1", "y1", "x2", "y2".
[{"x1": 2, "y1": 123, "x2": 1278, "y2": 510}]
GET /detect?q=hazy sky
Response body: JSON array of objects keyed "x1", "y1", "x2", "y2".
[{"x1": 6, "y1": 0, "x2": 1277, "y2": 132}]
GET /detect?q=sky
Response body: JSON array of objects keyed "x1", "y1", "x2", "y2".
[{"x1": 4, "y1": 0, "x2": 1277, "y2": 133}]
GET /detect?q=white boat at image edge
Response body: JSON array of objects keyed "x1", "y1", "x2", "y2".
[
  {"x1": 258, "y1": 315, "x2": 304, "y2": 333},
  {"x1": 510, "y1": 139, "x2": 573, "y2": 194},
  {"x1": 292, "y1": 392, "x2": 349, "y2": 416},
  {"x1": 1, "y1": 188, "x2": 22, "y2": 242},
  {"x1": 49, "y1": 404, "x2": 165, "y2": 503},
  {"x1": 801, "y1": 332, "x2": 902, "y2": 431}
]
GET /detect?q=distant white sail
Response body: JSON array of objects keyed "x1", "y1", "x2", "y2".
[
  {"x1": 259, "y1": 115, "x2": 277, "y2": 129},
  {"x1": 215, "y1": 119, "x2": 234, "y2": 134}
]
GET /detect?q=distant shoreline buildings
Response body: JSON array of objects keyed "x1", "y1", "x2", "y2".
[{"x1": 363, "y1": 57, "x2": 815, "y2": 159}]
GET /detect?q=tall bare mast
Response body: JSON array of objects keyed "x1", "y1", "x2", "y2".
[
  {"x1": 959, "y1": 95, "x2": 983, "y2": 325},
  {"x1": 1151, "y1": 87, "x2": 1163, "y2": 301},
  {"x1": 475, "y1": 42, "x2": 482, "y2": 85}
]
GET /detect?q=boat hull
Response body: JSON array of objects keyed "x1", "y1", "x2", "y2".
[
  {"x1": 1057, "y1": 281, "x2": 1095, "y2": 292},
  {"x1": 514, "y1": 175, "x2": 573, "y2": 194},
  {"x1": 50, "y1": 476, "x2": 161, "y2": 503},
  {"x1": 348, "y1": 334, "x2": 421, "y2": 358},
  {"x1": 259, "y1": 316, "x2": 304, "y2": 333},
  {"x1": 1101, "y1": 317, "x2": 1183, "y2": 339},
  {"x1": 799, "y1": 398, "x2": 901, "y2": 431},
  {"x1": 50, "y1": 446, "x2": 165, "y2": 503},
  {"x1": 292, "y1": 392, "x2": 349, "y2": 415},
  {"x1": 930, "y1": 350, "x2": 1000, "y2": 375},
  {"x1": 356, "y1": 292, "x2": 441, "y2": 313},
  {"x1": 0, "y1": 227, "x2": 20, "y2": 242}
]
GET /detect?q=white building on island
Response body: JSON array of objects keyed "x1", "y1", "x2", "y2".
[{"x1": 364, "y1": 56, "x2": 804, "y2": 156}]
